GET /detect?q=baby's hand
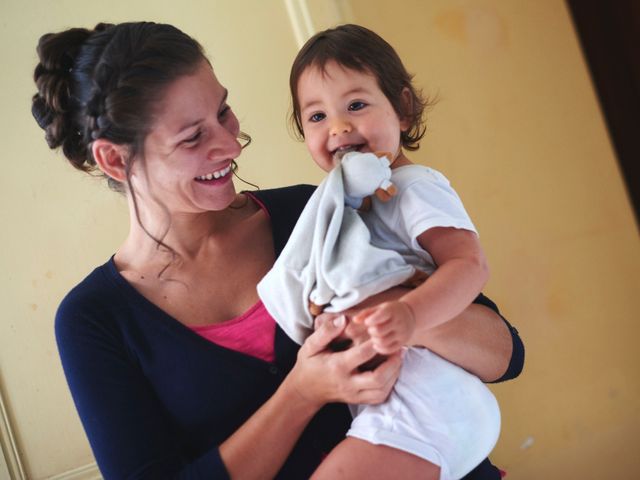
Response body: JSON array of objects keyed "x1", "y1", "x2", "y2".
[{"x1": 352, "y1": 301, "x2": 416, "y2": 354}]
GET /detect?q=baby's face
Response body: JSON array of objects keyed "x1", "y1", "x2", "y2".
[{"x1": 296, "y1": 61, "x2": 409, "y2": 173}]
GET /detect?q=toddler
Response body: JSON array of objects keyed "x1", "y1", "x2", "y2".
[{"x1": 258, "y1": 24, "x2": 500, "y2": 480}]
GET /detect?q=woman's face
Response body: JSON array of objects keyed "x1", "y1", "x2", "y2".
[{"x1": 133, "y1": 61, "x2": 242, "y2": 215}]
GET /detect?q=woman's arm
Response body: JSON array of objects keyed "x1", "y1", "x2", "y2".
[
  {"x1": 335, "y1": 287, "x2": 523, "y2": 383},
  {"x1": 220, "y1": 317, "x2": 402, "y2": 479},
  {"x1": 416, "y1": 300, "x2": 516, "y2": 382},
  {"x1": 57, "y1": 299, "x2": 401, "y2": 480}
]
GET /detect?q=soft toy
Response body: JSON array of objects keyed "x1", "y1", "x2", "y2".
[
  {"x1": 341, "y1": 151, "x2": 429, "y2": 288},
  {"x1": 305, "y1": 150, "x2": 427, "y2": 317},
  {"x1": 257, "y1": 148, "x2": 428, "y2": 328},
  {"x1": 341, "y1": 151, "x2": 398, "y2": 211}
]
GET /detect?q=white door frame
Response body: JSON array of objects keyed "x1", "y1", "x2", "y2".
[{"x1": 0, "y1": 389, "x2": 25, "y2": 480}]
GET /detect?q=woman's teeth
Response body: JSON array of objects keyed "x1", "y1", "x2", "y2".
[{"x1": 195, "y1": 164, "x2": 232, "y2": 181}]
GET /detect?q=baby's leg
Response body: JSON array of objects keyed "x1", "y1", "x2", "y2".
[{"x1": 311, "y1": 437, "x2": 440, "y2": 480}]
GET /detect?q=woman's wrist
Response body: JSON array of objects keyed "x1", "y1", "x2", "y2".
[
  {"x1": 280, "y1": 365, "x2": 327, "y2": 414},
  {"x1": 220, "y1": 368, "x2": 323, "y2": 479}
]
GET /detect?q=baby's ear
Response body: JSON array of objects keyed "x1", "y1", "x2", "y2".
[{"x1": 399, "y1": 87, "x2": 413, "y2": 132}]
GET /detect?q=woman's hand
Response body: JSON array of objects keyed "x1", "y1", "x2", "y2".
[
  {"x1": 285, "y1": 315, "x2": 402, "y2": 410},
  {"x1": 223, "y1": 314, "x2": 401, "y2": 480}
]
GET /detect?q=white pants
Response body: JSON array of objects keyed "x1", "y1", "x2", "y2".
[{"x1": 347, "y1": 348, "x2": 501, "y2": 480}]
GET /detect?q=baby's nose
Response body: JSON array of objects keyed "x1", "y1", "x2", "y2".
[{"x1": 330, "y1": 118, "x2": 352, "y2": 136}]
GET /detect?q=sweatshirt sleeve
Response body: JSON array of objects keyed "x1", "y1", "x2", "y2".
[{"x1": 55, "y1": 291, "x2": 230, "y2": 480}]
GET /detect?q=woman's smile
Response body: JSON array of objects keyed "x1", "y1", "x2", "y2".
[{"x1": 194, "y1": 163, "x2": 233, "y2": 182}]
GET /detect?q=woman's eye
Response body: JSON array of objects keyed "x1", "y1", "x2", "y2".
[
  {"x1": 219, "y1": 105, "x2": 231, "y2": 119},
  {"x1": 349, "y1": 101, "x2": 366, "y2": 111},
  {"x1": 183, "y1": 130, "x2": 202, "y2": 145},
  {"x1": 309, "y1": 112, "x2": 325, "y2": 123}
]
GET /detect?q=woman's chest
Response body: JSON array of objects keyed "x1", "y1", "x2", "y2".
[
  {"x1": 144, "y1": 250, "x2": 272, "y2": 326},
  {"x1": 128, "y1": 213, "x2": 275, "y2": 326}
]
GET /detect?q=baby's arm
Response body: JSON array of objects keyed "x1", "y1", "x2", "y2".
[{"x1": 354, "y1": 226, "x2": 489, "y2": 354}]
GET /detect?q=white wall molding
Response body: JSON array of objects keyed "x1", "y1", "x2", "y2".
[
  {"x1": 284, "y1": 0, "x2": 316, "y2": 48},
  {"x1": 46, "y1": 463, "x2": 101, "y2": 480},
  {"x1": 0, "y1": 389, "x2": 100, "y2": 480},
  {"x1": 284, "y1": 0, "x2": 354, "y2": 48},
  {"x1": 0, "y1": 389, "x2": 26, "y2": 480}
]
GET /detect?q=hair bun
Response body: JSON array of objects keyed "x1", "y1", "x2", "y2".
[{"x1": 31, "y1": 28, "x2": 94, "y2": 169}]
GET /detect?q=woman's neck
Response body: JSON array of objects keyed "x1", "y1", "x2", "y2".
[{"x1": 117, "y1": 193, "x2": 253, "y2": 268}]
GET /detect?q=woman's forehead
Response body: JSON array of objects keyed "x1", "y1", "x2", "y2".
[{"x1": 153, "y1": 63, "x2": 225, "y2": 130}]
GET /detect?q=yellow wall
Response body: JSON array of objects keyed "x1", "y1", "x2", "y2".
[
  {"x1": 1, "y1": 0, "x2": 638, "y2": 478},
  {"x1": 348, "y1": 0, "x2": 640, "y2": 478}
]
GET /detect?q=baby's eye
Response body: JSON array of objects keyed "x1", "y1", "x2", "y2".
[
  {"x1": 309, "y1": 112, "x2": 326, "y2": 123},
  {"x1": 348, "y1": 101, "x2": 367, "y2": 111}
]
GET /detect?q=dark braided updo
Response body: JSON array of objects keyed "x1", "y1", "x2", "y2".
[{"x1": 32, "y1": 22, "x2": 207, "y2": 192}]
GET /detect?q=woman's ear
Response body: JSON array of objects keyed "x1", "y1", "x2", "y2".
[
  {"x1": 92, "y1": 139, "x2": 128, "y2": 183},
  {"x1": 399, "y1": 87, "x2": 413, "y2": 132}
]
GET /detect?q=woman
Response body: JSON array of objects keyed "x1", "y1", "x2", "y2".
[{"x1": 32, "y1": 22, "x2": 523, "y2": 479}]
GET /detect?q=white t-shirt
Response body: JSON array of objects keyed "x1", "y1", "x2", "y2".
[{"x1": 361, "y1": 164, "x2": 477, "y2": 273}]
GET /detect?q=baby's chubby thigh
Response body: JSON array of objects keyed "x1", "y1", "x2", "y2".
[{"x1": 347, "y1": 347, "x2": 501, "y2": 480}]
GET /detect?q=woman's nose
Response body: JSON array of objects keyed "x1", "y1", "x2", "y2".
[
  {"x1": 329, "y1": 118, "x2": 352, "y2": 136},
  {"x1": 208, "y1": 125, "x2": 242, "y2": 159}
]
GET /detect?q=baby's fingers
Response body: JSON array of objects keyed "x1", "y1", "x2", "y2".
[
  {"x1": 372, "y1": 335, "x2": 403, "y2": 354},
  {"x1": 367, "y1": 319, "x2": 396, "y2": 339},
  {"x1": 355, "y1": 307, "x2": 392, "y2": 327},
  {"x1": 352, "y1": 306, "x2": 376, "y2": 325}
]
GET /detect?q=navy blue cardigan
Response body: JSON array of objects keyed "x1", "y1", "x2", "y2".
[{"x1": 56, "y1": 185, "x2": 524, "y2": 479}]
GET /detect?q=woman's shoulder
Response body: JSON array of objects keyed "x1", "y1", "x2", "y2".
[
  {"x1": 55, "y1": 259, "x2": 122, "y2": 340},
  {"x1": 249, "y1": 184, "x2": 316, "y2": 209},
  {"x1": 248, "y1": 184, "x2": 316, "y2": 228},
  {"x1": 247, "y1": 184, "x2": 317, "y2": 256}
]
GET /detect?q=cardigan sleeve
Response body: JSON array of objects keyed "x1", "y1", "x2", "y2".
[
  {"x1": 472, "y1": 293, "x2": 525, "y2": 383},
  {"x1": 55, "y1": 288, "x2": 229, "y2": 480}
]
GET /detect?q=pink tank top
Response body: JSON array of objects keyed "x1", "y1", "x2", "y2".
[{"x1": 190, "y1": 301, "x2": 276, "y2": 363}]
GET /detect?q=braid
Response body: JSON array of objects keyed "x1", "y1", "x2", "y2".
[
  {"x1": 32, "y1": 21, "x2": 207, "y2": 194},
  {"x1": 77, "y1": 23, "x2": 119, "y2": 146}
]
